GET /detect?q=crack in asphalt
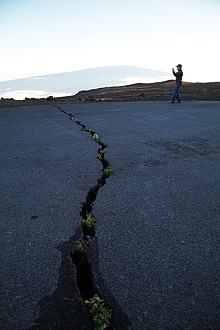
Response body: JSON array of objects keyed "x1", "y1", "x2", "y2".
[
  {"x1": 52, "y1": 105, "x2": 113, "y2": 326},
  {"x1": 30, "y1": 104, "x2": 130, "y2": 329}
]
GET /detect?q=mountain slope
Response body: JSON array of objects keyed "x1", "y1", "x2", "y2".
[
  {"x1": 0, "y1": 66, "x2": 170, "y2": 100},
  {"x1": 72, "y1": 81, "x2": 220, "y2": 102},
  {"x1": 1, "y1": 81, "x2": 219, "y2": 108}
]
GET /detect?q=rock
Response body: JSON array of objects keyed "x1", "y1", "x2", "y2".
[{"x1": 46, "y1": 95, "x2": 54, "y2": 101}]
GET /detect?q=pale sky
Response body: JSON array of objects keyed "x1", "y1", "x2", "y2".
[{"x1": 1, "y1": 0, "x2": 220, "y2": 83}]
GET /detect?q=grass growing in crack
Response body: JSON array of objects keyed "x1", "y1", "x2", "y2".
[
  {"x1": 75, "y1": 238, "x2": 88, "y2": 253},
  {"x1": 82, "y1": 214, "x2": 96, "y2": 228},
  {"x1": 85, "y1": 294, "x2": 112, "y2": 330},
  {"x1": 81, "y1": 125, "x2": 90, "y2": 132},
  {"x1": 103, "y1": 166, "x2": 113, "y2": 177},
  {"x1": 93, "y1": 133, "x2": 100, "y2": 143},
  {"x1": 96, "y1": 149, "x2": 105, "y2": 160}
]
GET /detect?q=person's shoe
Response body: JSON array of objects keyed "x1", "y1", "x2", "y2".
[
  {"x1": 169, "y1": 101, "x2": 175, "y2": 103},
  {"x1": 177, "y1": 101, "x2": 182, "y2": 103}
]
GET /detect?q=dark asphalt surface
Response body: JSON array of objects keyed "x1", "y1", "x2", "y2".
[{"x1": 0, "y1": 101, "x2": 220, "y2": 329}]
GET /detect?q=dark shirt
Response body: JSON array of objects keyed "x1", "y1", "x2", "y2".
[{"x1": 173, "y1": 70, "x2": 183, "y2": 84}]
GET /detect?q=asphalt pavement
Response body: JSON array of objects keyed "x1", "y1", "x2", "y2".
[{"x1": 0, "y1": 101, "x2": 220, "y2": 329}]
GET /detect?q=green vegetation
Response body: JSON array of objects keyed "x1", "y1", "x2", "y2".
[
  {"x1": 96, "y1": 149, "x2": 105, "y2": 160},
  {"x1": 93, "y1": 133, "x2": 100, "y2": 143},
  {"x1": 82, "y1": 214, "x2": 96, "y2": 228},
  {"x1": 103, "y1": 166, "x2": 113, "y2": 177},
  {"x1": 85, "y1": 294, "x2": 112, "y2": 330},
  {"x1": 81, "y1": 126, "x2": 90, "y2": 132},
  {"x1": 75, "y1": 238, "x2": 87, "y2": 253}
]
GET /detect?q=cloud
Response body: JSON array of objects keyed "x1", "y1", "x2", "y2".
[
  {"x1": 117, "y1": 75, "x2": 171, "y2": 85},
  {"x1": 32, "y1": 77, "x2": 49, "y2": 80},
  {"x1": 0, "y1": 90, "x2": 72, "y2": 100}
]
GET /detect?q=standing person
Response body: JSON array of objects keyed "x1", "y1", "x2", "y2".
[{"x1": 170, "y1": 64, "x2": 183, "y2": 103}]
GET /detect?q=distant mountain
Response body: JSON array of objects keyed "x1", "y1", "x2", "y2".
[{"x1": 0, "y1": 66, "x2": 171, "y2": 100}]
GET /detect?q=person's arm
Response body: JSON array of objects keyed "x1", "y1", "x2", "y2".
[
  {"x1": 172, "y1": 68, "x2": 177, "y2": 77},
  {"x1": 173, "y1": 69, "x2": 182, "y2": 78}
]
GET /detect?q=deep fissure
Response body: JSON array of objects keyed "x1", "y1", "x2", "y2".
[{"x1": 51, "y1": 105, "x2": 113, "y2": 327}]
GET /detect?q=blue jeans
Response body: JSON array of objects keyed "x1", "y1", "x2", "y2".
[{"x1": 171, "y1": 83, "x2": 182, "y2": 102}]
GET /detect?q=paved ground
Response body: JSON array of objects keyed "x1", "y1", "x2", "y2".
[{"x1": 0, "y1": 101, "x2": 219, "y2": 329}]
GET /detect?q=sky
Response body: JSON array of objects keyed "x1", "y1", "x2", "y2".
[{"x1": 0, "y1": 0, "x2": 220, "y2": 83}]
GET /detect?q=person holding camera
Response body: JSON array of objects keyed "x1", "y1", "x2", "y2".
[{"x1": 170, "y1": 64, "x2": 183, "y2": 103}]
